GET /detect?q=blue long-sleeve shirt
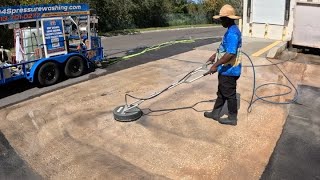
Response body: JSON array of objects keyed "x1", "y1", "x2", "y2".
[{"x1": 217, "y1": 24, "x2": 242, "y2": 77}]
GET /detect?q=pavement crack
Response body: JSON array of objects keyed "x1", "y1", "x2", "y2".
[{"x1": 300, "y1": 63, "x2": 308, "y2": 82}]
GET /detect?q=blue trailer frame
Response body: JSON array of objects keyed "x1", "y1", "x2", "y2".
[{"x1": 0, "y1": 3, "x2": 104, "y2": 86}]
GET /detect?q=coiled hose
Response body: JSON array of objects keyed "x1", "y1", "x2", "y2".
[{"x1": 242, "y1": 52, "x2": 300, "y2": 113}]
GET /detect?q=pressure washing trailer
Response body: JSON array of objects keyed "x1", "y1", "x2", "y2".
[
  {"x1": 0, "y1": 4, "x2": 104, "y2": 87},
  {"x1": 113, "y1": 62, "x2": 213, "y2": 122}
]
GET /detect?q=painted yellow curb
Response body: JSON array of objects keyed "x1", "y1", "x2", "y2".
[{"x1": 252, "y1": 41, "x2": 282, "y2": 57}]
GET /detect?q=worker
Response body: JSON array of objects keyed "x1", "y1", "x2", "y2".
[{"x1": 204, "y1": 4, "x2": 242, "y2": 126}]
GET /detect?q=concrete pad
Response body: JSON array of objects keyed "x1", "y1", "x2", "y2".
[{"x1": 0, "y1": 46, "x2": 318, "y2": 179}]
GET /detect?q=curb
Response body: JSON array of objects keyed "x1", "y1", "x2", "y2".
[{"x1": 267, "y1": 41, "x2": 288, "y2": 59}]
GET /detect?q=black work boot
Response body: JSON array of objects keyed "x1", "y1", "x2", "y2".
[
  {"x1": 204, "y1": 108, "x2": 222, "y2": 121},
  {"x1": 219, "y1": 114, "x2": 237, "y2": 126}
]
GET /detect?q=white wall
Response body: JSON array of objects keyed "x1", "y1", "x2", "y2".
[{"x1": 242, "y1": 0, "x2": 296, "y2": 41}]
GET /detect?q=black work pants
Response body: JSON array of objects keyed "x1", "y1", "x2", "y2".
[{"x1": 213, "y1": 74, "x2": 239, "y2": 115}]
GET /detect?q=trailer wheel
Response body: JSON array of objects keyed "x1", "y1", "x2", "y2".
[
  {"x1": 38, "y1": 62, "x2": 60, "y2": 86},
  {"x1": 65, "y1": 56, "x2": 85, "y2": 78}
]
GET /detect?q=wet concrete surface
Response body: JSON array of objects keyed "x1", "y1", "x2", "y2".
[
  {"x1": 261, "y1": 85, "x2": 320, "y2": 180},
  {"x1": 0, "y1": 39, "x2": 319, "y2": 179},
  {"x1": 0, "y1": 131, "x2": 41, "y2": 179}
]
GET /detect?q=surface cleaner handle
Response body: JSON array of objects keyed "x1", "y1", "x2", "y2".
[
  {"x1": 125, "y1": 62, "x2": 211, "y2": 109},
  {"x1": 184, "y1": 64, "x2": 211, "y2": 83},
  {"x1": 203, "y1": 70, "x2": 216, "y2": 76}
]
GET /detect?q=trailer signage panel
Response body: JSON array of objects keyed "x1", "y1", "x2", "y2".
[
  {"x1": 41, "y1": 17, "x2": 67, "y2": 57},
  {"x1": 0, "y1": 4, "x2": 89, "y2": 25}
]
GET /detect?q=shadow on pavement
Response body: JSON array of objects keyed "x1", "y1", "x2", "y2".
[
  {"x1": 0, "y1": 79, "x2": 36, "y2": 99},
  {"x1": 0, "y1": 131, "x2": 41, "y2": 179}
]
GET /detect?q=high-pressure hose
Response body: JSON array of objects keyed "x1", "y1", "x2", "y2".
[
  {"x1": 242, "y1": 52, "x2": 300, "y2": 113},
  {"x1": 242, "y1": 52, "x2": 255, "y2": 112},
  {"x1": 124, "y1": 63, "x2": 207, "y2": 106},
  {"x1": 107, "y1": 39, "x2": 197, "y2": 66},
  {"x1": 107, "y1": 37, "x2": 222, "y2": 66}
]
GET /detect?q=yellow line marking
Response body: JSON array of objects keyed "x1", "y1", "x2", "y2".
[{"x1": 251, "y1": 41, "x2": 282, "y2": 57}]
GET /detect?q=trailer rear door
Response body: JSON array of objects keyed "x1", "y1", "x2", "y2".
[
  {"x1": 252, "y1": 0, "x2": 286, "y2": 25},
  {"x1": 292, "y1": 2, "x2": 320, "y2": 48}
]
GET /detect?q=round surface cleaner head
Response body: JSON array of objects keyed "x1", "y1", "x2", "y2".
[{"x1": 113, "y1": 105, "x2": 143, "y2": 122}]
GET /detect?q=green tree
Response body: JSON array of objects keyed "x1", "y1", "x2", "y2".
[
  {"x1": 0, "y1": 0, "x2": 20, "y2": 48},
  {"x1": 131, "y1": 0, "x2": 171, "y2": 28},
  {"x1": 0, "y1": 0, "x2": 244, "y2": 39},
  {"x1": 222, "y1": 0, "x2": 242, "y2": 16},
  {"x1": 203, "y1": 0, "x2": 242, "y2": 23},
  {"x1": 172, "y1": 0, "x2": 189, "y2": 13},
  {"x1": 92, "y1": 0, "x2": 135, "y2": 31},
  {"x1": 205, "y1": 0, "x2": 242, "y2": 15}
]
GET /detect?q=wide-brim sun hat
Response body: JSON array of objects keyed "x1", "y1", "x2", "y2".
[{"x1": 213, "y1": 4, "x2": 241, "y2": 20}]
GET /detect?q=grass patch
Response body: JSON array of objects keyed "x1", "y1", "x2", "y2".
[
  {"x1": 137, "y1": 24, "x2": 218, "y2": 32},
  {"x1": 101, "y1": 29, "x2": 140, "y2": 37},
  {"x1": 100, "y1": 24, "x2": 219, "y2": 37}
]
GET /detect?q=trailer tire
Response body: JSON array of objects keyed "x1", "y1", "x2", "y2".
[
  {"x1": 65, "y1": 56, "x2": 85, "y2": 78},
  {"x1": 37, "y1": 62, "x2": 60, "y2": 86}
]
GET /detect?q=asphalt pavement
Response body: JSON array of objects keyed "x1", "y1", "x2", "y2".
[
  {"x1": 103, "y1": 27, "x2": 224, "y2": 58},
  {"x1": 0, "y1": 27, "x2": 224, "y2": 109}
]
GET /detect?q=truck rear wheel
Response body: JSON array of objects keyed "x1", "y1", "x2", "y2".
[
  {"x1": 64, "y1": 56, "x2": 85, "y2": 78},
  {"x1": 37, "y1": 62, "x2": 60, "y2": 86}
]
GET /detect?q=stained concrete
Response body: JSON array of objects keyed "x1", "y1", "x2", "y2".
[{"x1": 0, "y1": 41, "x2": 319, "y2": 179}]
